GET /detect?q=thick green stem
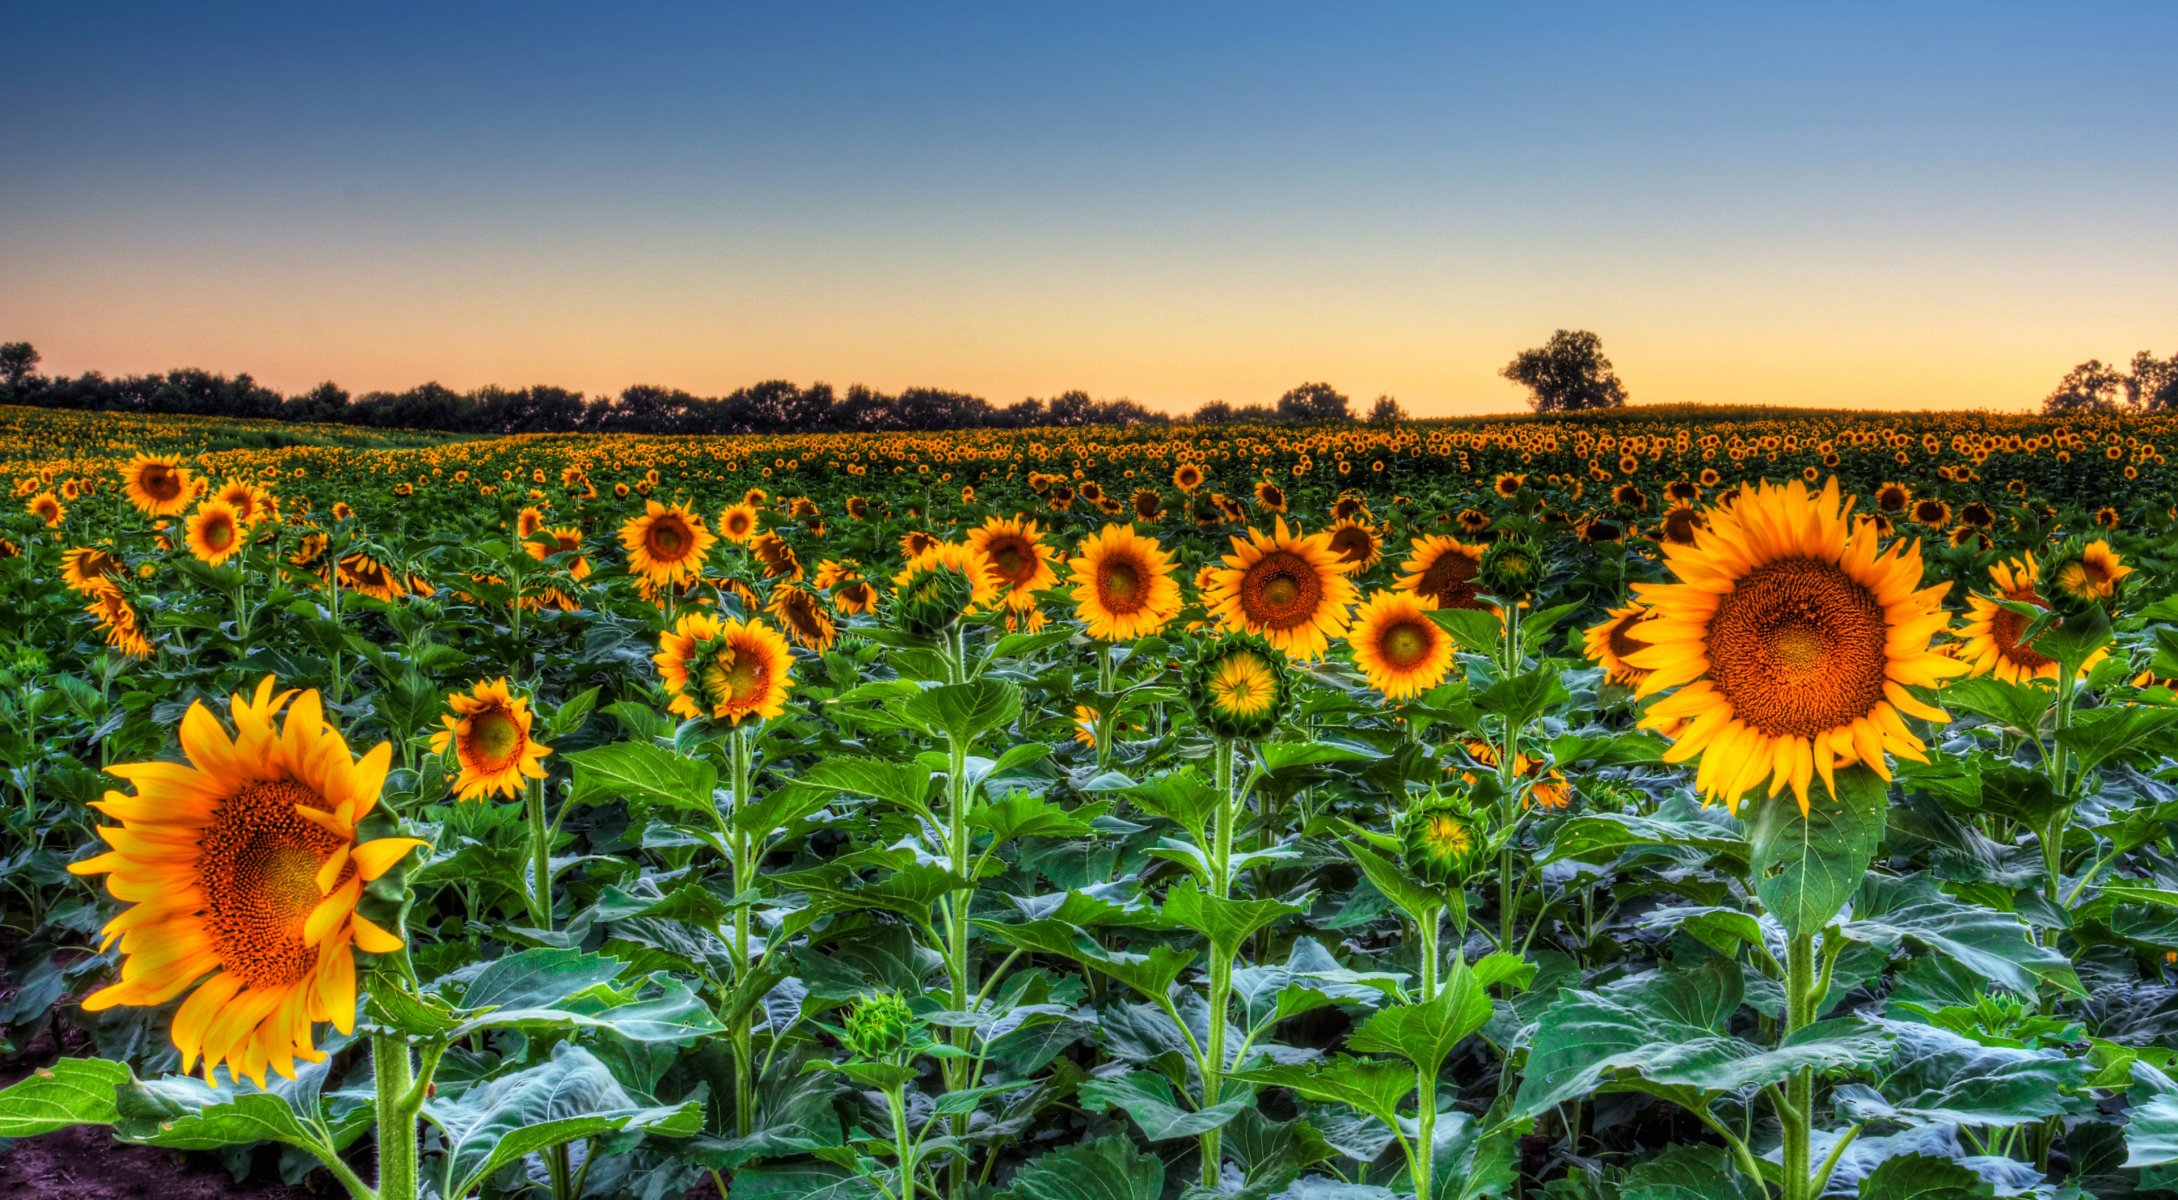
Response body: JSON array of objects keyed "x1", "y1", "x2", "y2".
[
  {"x1": 1417, "y1": 905, "x2": 1442, "y2": 1002},
  {"x1": 888, "y1": 1084, "x2": 919, "y2": 1200},
  {"x1": 943, "y1": 734, "x2": 974, "y2": 1200},
  {"x1": 524, "y1": 777, "x2": 553, "y2": 931},
  {"x1": 371, "y1": 1026, "x2": 420, "y2": 1200},
  {"x1": 730, "y1": 727, "x2": 757, "y2": 1139},
  {"x1": 1780, "y1": 931, "x2": 1817, "y2": 1200},
  {"x1": 1201, "y1": 737, "x2": 1241, "y2": 1187},
  {"x1": 1415, "y1": 1066, "x2": 1436, "y2": 1200}
]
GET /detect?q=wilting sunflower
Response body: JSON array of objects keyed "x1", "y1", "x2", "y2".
[
  {"x1": 123, "y1": 453, "x2": 195, "y2": 517},
  {"x1": 1067, "y1": 524, "x2": 1182, "y2": 641},
  {"x1": 67, "y1": 678, "x2": 423, "y2": 1086},
  {"x1": 768, "y1": 583, "x2": 838, "y2": 652},
  {"x1": 753, "y1": 531, "x2": 804, "y2": 582},
  {"x1": 1205, "y1": 517, "x2": 1357, "y2": 660},
  {"x1": 186, "y1": 500, "x2": 245, "y2": 566},
  {"x1": 62, "y1": 547, "x2": 125, "y2": 594},
  {"x1": 1628, "y1": 477, "x2": 1963, "y2": 814},
  {"x1": 429, "y1": 678, "x2": 551, "y2": 801},
  {"x1": 1395, "y1": 535, "x2": 1488, "y2": 611},
  {"x1": 968, "y1": 515, "x2": 1058, "y2": 624},
  {"x1": 619, "y1": 501, "x2": 715, "y2": 588},
  {"x1": 337, "y1": 552, "x2": 408, "y2": 602},
  {"x1": 28, "y1": 490, "x2": 64, "y2": 526},
  {"x1": 1957, "y1": 555, "x2": 2104, "y2": 684},
  {"x1": 1326, "y1": 518, "x2": 1383, "y2": 570},
  {"x1": 1186, "y1": 634, "x2": 1291, "y2": 741},
  {"x1": 1581, "y1": 604, "x2": 1654, "y2": 686},
  {"x1": 655, "y1": 612, "x2": 795, "y2": 725},
  {"x1": 717, "y1": 502, "x2": 760, "y2": 544},
  {"x1": 1347, "y1": 590, "x2": 1456, "y2": 700},
  {"x1": 2046, "y1": 538, "x2": 2132, "y2": 608},
  {"x1": 84, "y1": 583, "x2": 155, "y2": 658}
]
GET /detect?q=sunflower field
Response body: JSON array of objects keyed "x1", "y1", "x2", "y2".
[{"x1": 7, "y1": 401, "x2": 2178, "y2": 1200}]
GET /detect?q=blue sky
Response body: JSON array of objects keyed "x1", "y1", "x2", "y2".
[{"x1": 4, "y1": 3, "x2": 2173, "y2": 413}]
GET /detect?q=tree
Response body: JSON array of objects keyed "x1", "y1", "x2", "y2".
[
  {"x1": 1501, "y1": 330, "x2": 1628, "y2": 412},
  {"x1": 0, "y1": 342, "x2": 38, "y2": 389},
  {"x1": 2129, "y1": 351, "x2": 2178, "y2": 411},
  {"x1": 1367, "y1": 394, "x2": 1408, "y2": 426},
  {"x1": 1276, "y1": 381, "x2": 1352, "y2": 423},
  {"x1": 1193, "y1": 400, "x2": 1236, "y2": 424},
  {"x1": 2043, "y1": 359, "x2": 2128, "y2": 413}
]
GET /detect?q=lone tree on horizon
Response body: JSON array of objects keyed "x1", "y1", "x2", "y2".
[{"x1": 1502, "y1": 329, "x2": 1628, "y2": 412}]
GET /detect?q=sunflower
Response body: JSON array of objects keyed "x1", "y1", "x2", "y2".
[
  {"x1": 67, "y1": 678, "x2": 423, "y2": 1086},
  {"x1": 528, "y1": 525, "x2": 590, "y2": 578},
  {"x1": 1067, "y1": 524, "x2": 1181, "y2": 641},
  {"x1": 1628, "y1": 477, "x2": 1963, "y2": 815},
  {"x1": 1582, "y1": 604, "x2": 1655, "y2": 686},
  {"x1": 28, "y1": 490, "x2": 64, "y2": 526},
  {"x1": 968, "y1": 515, "x2": 1059, "y2": 620},
  {"x1": 1131, "y1": 489, "x2": 1165, "y2": 523},
  {"x1": 85, "y1": 582, "x2": 155, "y2": 658},
  {"x1": 429, "y1": 678, "x2": 551, "y2": 800},
  {"x1": 753, "y1": 532, "x2": 803, "y2": 582},
  {"x1": 654, "y1": 613, "x2": 795, "y2": 725},
  {"x1": 1494, "y1": 473, "x2": 1525, "y2": 499},
  {"x1": 1205, "y1": 517, "x2": 1357, "y2": 660},
  {"x1": 1173, "y1": 463, "x2": 1204, "y2": 493},
  {"x1": 1325, "y1": 518, "x2": 1383, "y2": 570},
  {"x1": 337, "y1": 552, "x2": 408, "y2": 602},
  {"x1": 186, "y1": 500, "x2": 245, "y2": 566},
  {"x1": 1186, "y1": 635, "x2": 1291, "y2": 741},
  {"x1": 1910, "y1": 498, "x2": 1951, "y2": 529},
  {"x1": 123, "y1": 454, "x2": 195, "y2": 517},
  {"x1": 1253, "y1": 481, "x2": 1288, "y2": 513},
  {"x1": 1347, "y1": 590, "x2": 1456, "y2": 700},
  {"x1": 1957, "y1": 555, "x2": 2104, "y2": 684},
  {"x1": 899, "y1": 530, "x2": 941, "y2": 559},
  {"x1": 619, "y1": 501, "x2": 714, "y2": 587},
  {"x1": 62, "y1": 547, "x2": 125, "y2": 594},
  {"x1": 210, "y1": 480, "x2": 264, "y2": 524},
  {"x1": 2095, "y1": 506, "x2": 2120, "y2": 532},
  {"x1": 1400, "y1": 793, "x2": 1487, "y2": 886},
  {"x1": 2046, "y1": 539, "x2": 2131, "y2": 608},
  {"x1": 768, "y1": 583, "x2": 838, "y2": 653},
  {"x1": 1395, "y1": 535, "x2": 1488, "y2": 611},
  {"x1": 718, "y1": 502, "x2": 760, "y2": 544}
]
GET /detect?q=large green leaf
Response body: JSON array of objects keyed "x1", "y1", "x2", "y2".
[
  {"x1": 566, "y1": 741, "x2": 718, "y2": 815},
  {"x1": 1619, "y1": 1143, "x2": 1757, "y2": 1200},
  {"x1": 425, "y1": 1043, "x2": 703, "y2": 1200},
  {"x1": 1542, "y1": 795, "x2": 1745, "y2": 865},
  {"x1": 456, "y1": 946, "x2": 627, "y2": 1012},
  {"x1": 2057, "y1": 706, "x2": 2178, "y2": 776},
  {"x1": 1235, "y1": 1057, "x2": 1414, "y2": 1128},
  {"x1": 1843, "y1": 874, "x2": 2083, "y2": 997},
  {"x1": 974, "y1": 917, "x2": 1196, "y2": 1003},
  {"x1": 998, "y1": 1133, "x2": 1165, "y2": 1200},
  {"x1": 790, "y1": 756, "x2": 937, "y2": 815},
  {"x1": 0, "y1": 1057, "x2": 127, "y2": 1136},
  {"x1": 1835, "y1": 1019, "x2": 2090, "y2": 1127},
  {"x1": 1078, "y1": 1070, "x2": 1250, "y2": 1140},
  {"x1": 2124, "y1": 1064, "x2": 2178, "y2": 1168},
  {"x1": 1935, "y1": 677, "x2": 2052, "y2": 737},
  {"x1": 1746, "y1": 765, "x2": 1889, "y2": 937},
  {"x1": 1854, "y1": 1153, "x2": 1997, "y2": 1199},
  {"x1": 1161, "y1": 880, "x2": 1309, "y2": 957},
  {"x1": 900, "y1": 678, "x2": 1023, "y2": 744},
  {"x1": 1346, "y1": 955, "x2": 1499, "y2": 1076}
]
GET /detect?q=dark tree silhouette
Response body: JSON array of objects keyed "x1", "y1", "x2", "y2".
[
  {"x1": 1501, "y1": 330, "x2": 1628, "y2": 412},
  {"x1": 2043, "y1": 360, "x2": 2128, "y2": 413},
  {"x1": 1366, "y1": 394, "x2": 1408, "y2": 425},
  {"x1": 0, "y1": 342, "x2": 39, "y2": 390},
  {"x1": 2130, "y1": 351, "x2": 2178, "y2": 411},
  {"x1": 1276, "y1": 381, "x2": 1352, "y2": 423}
]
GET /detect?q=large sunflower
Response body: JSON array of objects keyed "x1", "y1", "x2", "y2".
[
  {"x1": 68, "y1": 679, "x2": 422, "y2": 1086},
  {"x1": 1347, "y1": 590, "x2": 1456, "y2": 700},
  {"x1": 1582, "y1": 604, "x2": 1655, "y2": 686},
  {"x1": 62, "y1": 546, "x2": 125, "y2": 594},
  {"x1": 619, "y1": 500, "x2": 715, "y2": 587},
  {"x1": 1066, "y1": 524, "x2": 1181, "y2": 641},
  {"x1": 123, "y1": 453, "x2": 195, "y2": 517},
  {"x1": 1205, "y1": 517, "x2": 1358, "y2": 660},
  {"x1": 654, "y1": 613, "x2": 795, "y2": 725},
  {"x1": 1395, "y1": 536, "x2": 1489, "y2": 611},
  {"x1": 1628, "y1": 478, "x2": 1963, "y2": 814},
  {"x1": 968, "y1": 515, "x2": 1059, "y2": 620},
  {"x1": 1957, "y1": 555, "x2": 2106, "y2": 683},
  {"x1": 429, "y1": 678, "x2": 552, "y2": 800},
  {"x1": 186, "y1": 500, "x2": 245, "y2": 566}
]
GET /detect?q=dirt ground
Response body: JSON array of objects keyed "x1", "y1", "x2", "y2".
[{"x1": 0, "y1": 1125, "x2": 325, "y2": 1199}]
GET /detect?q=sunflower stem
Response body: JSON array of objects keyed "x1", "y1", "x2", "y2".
[
  {"x1": 369, "y1": 1012, "x2": 422, "y2": 1200},
  {"x1": 524, "y1": 775, "x2": 553, "y2": 931},
  {"x1": 1780, "y1": 930, "x2": 1818, "y2": 1200},
  {"x1": 730, "y1": 724, "x2": 758, "y2": 1140},
  {"x1": 1201, "y1": 735, "x2": 1241, "y2": 1187}
]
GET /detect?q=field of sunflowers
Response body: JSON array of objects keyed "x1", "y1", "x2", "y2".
[{"x1": 8, "y1": 400, "x2": 2178, "y2": 1200}]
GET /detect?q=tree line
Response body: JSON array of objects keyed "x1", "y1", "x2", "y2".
[
  {"x1": 2043, "y1": 350, "x2": 2178, "y2": 413},
  {"x1": 0, "y1": 329, "x2": 1634, "y2": 434}
]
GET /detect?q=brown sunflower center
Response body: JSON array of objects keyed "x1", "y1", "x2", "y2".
[
  {"x1": 1379, "y1": 620, "x2": 1434, "y2": 669},
  {"x1": 649, "y1": 520, "x2": 689, "y2": 558},
  {"x1": 1417, "y1": 549, "x2": 1481, "y2": 609},
  {"x1": 198, "y1": 780, "x2": 348, "y2": 989},
  {"x1": 1990, "y1": 588, "x2": 2054, "y2": 670},
  {"x1": 466, "y1": 706, "x2": 527, "y2": 771},
  {"x1": 987, "y1": 538, "x2": 1032, "y2": 582},
  {"x1": 141, "y1": 465, "x2": 183, "y2": 502},
  {"x1": 1705, "y1": 557, "x2": 1889, "y2": 738},
  {"x1": 1329, "y1": 527, "x2": 1374, "y2": 564},
  {"x1": 1099, "y1": 559, "x2": 1143, "y2": 608},
  {"x1": 1241, "y1": 551, "x2": 1323, "y2": 630},
  {"x1": 204, "y1": 516, "x2": 235, "y2": 550}
]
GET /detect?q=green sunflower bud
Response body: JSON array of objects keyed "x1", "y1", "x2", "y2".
[
  {"x1": 1400, "y1": 792, "x2": 1489, "y2": 887},
  {"x1": 1186, "y1": 633, "x2": 1292, "y2": 742},
  {"x1": 841, "y1": 990, "x2": 917, "y2": 1061},
  {"x1": 1477, "y1": 534, "x2": 1541, "y2": 599},
  {"x1": 892, "y1": 561, "x2": 976, "y2": 639}
]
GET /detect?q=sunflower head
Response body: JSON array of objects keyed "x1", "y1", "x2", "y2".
[
  {"x1": 1396, "y1": 535, "x2": 1487, "y2": 611},
  {"x1": 1348, "y1": 589, "x2": 1456, "y2": 701},
  {"x1": 654, "y1": 613, "x2": 796, "y2": 725},
  {"x1": 1477, "y1": 534, "x2": 1541, "y2": 599},
  {"x1": 428, "y1": 678, "x2": 552, "y2": 801},
  {"x1": 619, "y1": 500, "x2": 715, "y2": 587},
  {"x1": 1399, "y1": 791, "x2": 1490, "y2": 887},
  {"x1": 1205, "y1": 517, "x2": 1358, "y2": 660},
  {"x1": 123, "y1": 454, "x2": 195, "y2": 517},
  {"x1": 68, "y1": 678, "x2": 422, "y2": 1086},
  {"x1": 768, "y1": 583, "x2": 838, "y2": 652},
  {"x1": 186, "y1": 500, "x2": 245, "y2": 566},
  {"x1": 1582, "y1": 604, "x2": 1654, "y2": 686},
  {"x1": 1067, "y1": 524, "x2": 1182, "y2": 642},
  {"x1": 968, "y1": 515, "x2": 1058, "y2": 613},
  {"x1": 2042, "y1": 538, "x2": 2132, "y2": 613},
  {"x1": 892, "y1": 542, "x2": 998, "y2": 639},
  {"x1": 1186, "y1": 634, "x2": 1292, "y2": 742},
  {"x1": 840, "y1": 990, "x2": 919, "y2": 1062}
]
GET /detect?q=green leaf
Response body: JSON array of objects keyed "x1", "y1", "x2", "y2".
[
  {"x1": 1935, "y1": 677, "x2": 2052, "y2": 736},
  {"x1": 1343, "y1": 836, "x2": 1445, "y2": 927},
  {"x1": 457, "y1": 947, "x2": 627, "y2": 1012},
  {"x1": 900, "y1": 678, "x2": 1023, "y2": 745},
  {"x1": 791, "y1": 756, "x2": 936, "y2": 815},
  {"x1": 1346, "y1": 956, "x2": 1497, "y2": 1076},
  {"x1": 1746, "y1": 765, "x2": 1889, "y2": 937},
  {"x1": 1254, "y1": 738, "x2": 1384, "y2": 775},
  {"x1": 566, "y1": 741, "x2": 718, "y2": 815},
  {"x1": 425, "y1": 1043, "x2": 703, "y2": 1200},
  {"x1": 998, "y1": 1134, "x2": 1165, "y2": 1200},
  {"x1": 974, "y1": 917, "x2": 1197, "y2": 1002},
  {"x1": 1473, "y1": 667, "x2": 1570, "y2": 728},
  {"x1": 1854, "y1": 1152, "x2": 1998, "y2": 1199},
  {"x1": 114, "y1": 1072, "x2": 326, "y2": 1153},
  {"x1": 1235, "y1": 1057, "x2": 1415, "y2": 1129},
  {"x1": 1542, "y1": 795, "x2": 1745, "y2": 865},
  {"x1": 1837, "y1": 1019, "x2": 2090, "y2": 1127},
  {"x1": 1429, "y1": 608, "x2": 1505, "y2": 656},
  {"x1": 2124, "y1": 1065, "x2": 2178, "y2": 1167},
  {"x1": 1162, "y1": 880, "x2": 1309, "y2": 958},
  {"x1": 1620, "y1": 1143, "x2": 1757, "y2": 1200},
  {"x1": 0, "y1": 1057, "x2": 128, "y2": 1135},
  {"x1": 1079, "y1": 1070, "x2": 1251, "y2": 1140},
  {"x1": 457, "y1": 976, "x2": 728, "y2": 1043},
  {"x1": 1843, "y1": 874, "x2": 2083, "y2": 997},
  {"x1": 2057, "y1": 706, "x2": 2178, "y2": 776}
]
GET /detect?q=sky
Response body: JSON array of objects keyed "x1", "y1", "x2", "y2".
[{"x1": 3, "y1": 3, "x2": 2174, "y2": 417}]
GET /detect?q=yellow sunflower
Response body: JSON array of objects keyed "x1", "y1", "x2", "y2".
[
  {"x1": 654, "y1": 613, "x2": 795, "y2": 725},
  {"x1": 186, "y1": 500, "x2": 245, "y2": 566},
  {"x1": 428, "y1": 678, "x2": 552, "y2": 801},
  {"x1": 62, "y1": 546, "x2": 125, "y2": 594},
  {"x1": 968, "y1": 515, "x2": 1059, "y2": 620},
  {"x1": 768, "y1": 583, "x2": 838, "y2": 653},
  {"x1": 2049, "y1": 539, "x2": 2132, "y2": 606},
  {"x1": 1957, "y1": 555, "x2": 2103, "y2": 684},
  {"x1": 1325, "y1": 518, "x2": 1383, "y2": 570},
  {"x1": 28, "y1": 490, "x2": 64, "y2": 526},
  {"x1": 717, "y1": 502, "x2": 760, "y2": 544},
  {"x1": 84, "y1": 582, "x2": 155, "y2": 658},
  {"x1": 1582, "y1": 604, "x2": 1656, "y2": 686},
  {"x1": 1205, "y1": 517, "x2": 1358, "y2": 660},
  {"x1": 67, "y1": 678, "x2": 423, "y2": 1086},
  {"x1": 1395, "y1": 535, "x2": 1489, "y2": 611},
  {"x1": 619, "y1": 500, "x2": 715, "y2": 588},
  {"x1": 1628, "y1": 478, "x2": 1964, "y2": 815},
  {"x1": 123, "y1": 453, "x2": 195, "y2": 517},
  {"x1": 1066, "y1": 524, "x2": 1182, "y2": 641},
  {"x1": 1347, "y1": 590, "x2": 1456, "y2": 700}
]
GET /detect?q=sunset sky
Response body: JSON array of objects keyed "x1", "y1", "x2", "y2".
[{"x1": 4, "y1": 3, "x2": 2173, "y2": 417}]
